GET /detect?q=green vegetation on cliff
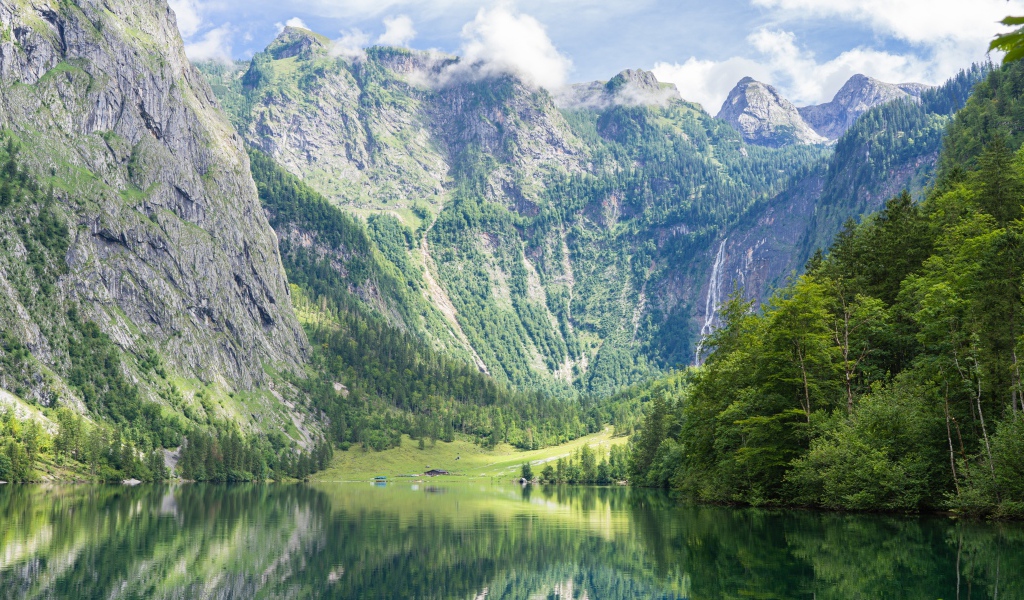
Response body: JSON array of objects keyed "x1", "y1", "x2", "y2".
[
  {"x1": 249, "y1": 148, "x2": 633, "y2": 451},
  {"x1": 197, "y1": 40, "x2": 830, "y2": 395},
  {"x1": 798, "y1": 65, "x2": 988, "y2": 259}
]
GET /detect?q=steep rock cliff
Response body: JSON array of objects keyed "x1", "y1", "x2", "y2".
[{"x1": 0, "y1": 1, "x2": 307, "y2": 409}]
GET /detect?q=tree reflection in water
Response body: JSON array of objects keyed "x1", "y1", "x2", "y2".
[{"x1": 0, "y1": 483, "x2": 1020, "y2": 599}]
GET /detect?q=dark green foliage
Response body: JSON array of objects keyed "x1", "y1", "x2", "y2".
[
  {"x1": 990, "y1": 15, "x2": 1024, "y2": 64},
  {"x1": 0, "y1": 411, "x2": 40, "y2": 482},
  {"x1": 627, "y1": 392, "x2": 667, "y2": 483},
  {"x1": 64, "y1": 311, "x2": 181, "y2": 449},
  {"x1": 627, "y1": 62, "x2": 1024, "y2": 516},
  {"x1": 940, "y1": 60, "x2": 1024, "y2": 175},
  {"x1": 46, "y1": 407, "x2": 169, "y2": 482},
  {"x1": 0, "y1": 135, "x2": 70, "y2": 323},
  {"x1": 974, "y1": 136, "x2": 1024, "y2": 224}
]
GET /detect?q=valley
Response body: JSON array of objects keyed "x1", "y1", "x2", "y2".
[{"x1": 1, "y1": 0, "x2": 1024, "y2": 597}]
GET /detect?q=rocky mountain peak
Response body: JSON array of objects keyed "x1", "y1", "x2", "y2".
[
  {"x1": 554, "y1": 68, "x2": 679, "y2": 109},
  {"x1": 606, "y1": 69, "x2": 660, "y2": 94},
  {"x1": 267, "y1": 26, "x2": 329, "y2": 60},
  {"x1": 716, "y1": 78, "x2": 827, "y2": 147},
  {"x1": 799, "y1": 74, "x2": 930, "y2": 139}
]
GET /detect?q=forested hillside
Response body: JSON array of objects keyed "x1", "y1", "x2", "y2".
[
  {"x1": 249, "y1": 149, "x2": 616, "y2": 451},
  {"x1": 798, "y1": 65, "x2": 988, "y2": 257},
  {"x1": 629, "y1": 61, "x2": 1024, "y2": 518},
  {"x1": 198, "y1": 35, "x2": 829, "y2": 394}
]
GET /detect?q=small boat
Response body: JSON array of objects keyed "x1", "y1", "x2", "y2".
[{"x1": 373, "y1": 476, "x2": 388, "y2": 486}]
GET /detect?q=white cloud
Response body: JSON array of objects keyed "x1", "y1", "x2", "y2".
[
  {"x1": 652, "y1": 56, "x2": 768, "y2": 114},
  {"x1": 377, "y1": 15, "x2": 417, "y2": 46},
  {"x1": 167, "y1": 0, "x2": 202, "y2": 38},
  {"x1": 754, "y1": 0, "x2": 1024, "y2": 88},
  {"x1": 300, "y1": 0, "x2": 477, "y2": 20},
  {"x1": 275, "y1": 17, "x2": 310, "y2": 34},
  {"x1": 184, "y1": 24, "x2": 234, "y2": 63},
  {"x1": 456, "y1": 7, "x2": 571, "y2": 90},
  {"x1": 654, "y1": 27, "x2": 938, "y2": 114},
  {"x1": 331, "y1": 29, "x2": 372, "y2": 61},
  {"x1": 753, "y1": 0, "x2": 1024, "y2": 47}
]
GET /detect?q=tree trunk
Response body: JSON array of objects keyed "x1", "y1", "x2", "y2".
[
  {"x1": 975, "y1": 371, "x2": 996, "y2": 482},
  {"x1": 944, "y1": 383, "x2": 960, "y2": 496},
  {"x1": 1011, "y1": 348, "x2": 1019, "y2": 417},
  {"x1": 796, "y1": 344, "x2": 812, "y2": 422}
]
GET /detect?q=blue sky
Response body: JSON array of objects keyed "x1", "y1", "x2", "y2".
[{"x1": 170, "y1": 0, "x2": 1024, "y2": 113}]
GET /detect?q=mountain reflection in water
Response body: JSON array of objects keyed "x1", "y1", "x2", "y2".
[{"x1": 0, "y1": 483, "x2": 1021, "y2": 599}]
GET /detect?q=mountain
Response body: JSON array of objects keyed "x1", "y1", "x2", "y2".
[
  {"x1": 0, "y1": 5, "x2": 620, "y2": 485},
  {"x1": 553, "y1": 68, "x2": 680, "y2": 109},
  {"x1": 199, "y1": 30, "x2": 828, "y2": 394},
  {"x1": 691, "y1": 66, "x2": 986, "y2": 350},
  {"x1": 718, "y1": 74, "x2": 931, "y2": 147},
  {"x1": 799, "y1": 74, "x2": 928, "y2": 140},
  {"x1": 716, "y1": 77, "x2": 828, "y2": 147},
  {"x1": 0, "y1": 3, "x2": 989, "y2": 485}
]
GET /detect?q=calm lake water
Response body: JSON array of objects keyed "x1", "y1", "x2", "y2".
[{"x1": 0, "y1": 482, "x2": 1021, "y2": 599}]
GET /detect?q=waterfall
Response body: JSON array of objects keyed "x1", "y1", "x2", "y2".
[{"x1": 694, "y1": 239, "x2": 728, "y2": 365}]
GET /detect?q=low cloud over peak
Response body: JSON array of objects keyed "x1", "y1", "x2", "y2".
[
  {"x1": 457, "y1": 7, "x2": 571, "y2": 90},
  {"x1": 377, "y1": 15, "x2": 417, "y2": 47}
]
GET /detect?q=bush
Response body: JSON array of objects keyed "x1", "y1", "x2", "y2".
[{"x1": 788, "y1": 380, "x2": 944, "y2": 511}]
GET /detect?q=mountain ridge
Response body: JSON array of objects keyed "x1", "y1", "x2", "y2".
[
  {"x1": 198, "y1": 33, "x2": 829, "y2": 393},
  {"x1": 0, "y1": 0, "x2": 323, "y2": 458},
  {"x1": 718, "y1": 73, "x2": 931, "y2": 147}
]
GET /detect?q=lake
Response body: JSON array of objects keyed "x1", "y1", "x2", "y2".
[{"x1": 0, "y1": 482, "x2": 1020, "y2": 599}]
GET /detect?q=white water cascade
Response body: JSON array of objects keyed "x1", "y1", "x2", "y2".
[{"x1": 694, "y1": 239, "x2": 728, "y2": 365}]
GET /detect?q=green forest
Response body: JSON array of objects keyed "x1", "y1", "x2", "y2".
[{"x1": 628, "y1": 61, "x2": 1024, "y2": 518}]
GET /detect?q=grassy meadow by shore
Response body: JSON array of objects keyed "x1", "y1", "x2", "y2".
[{"x1": 314, "y1": 426, "x2": 628, "y2": 482}]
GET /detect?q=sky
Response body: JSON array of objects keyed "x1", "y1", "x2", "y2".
[{"x1": 168, "y1": 0, "x2": 1024, "y2": 113}]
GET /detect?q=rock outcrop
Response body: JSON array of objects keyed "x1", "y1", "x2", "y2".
[
  {"x1": 0, "y1": 0, "x2": 307, "y2": 396},
  {"x1": 716, "y1": 77, "x2": 828, "y2": 147}
]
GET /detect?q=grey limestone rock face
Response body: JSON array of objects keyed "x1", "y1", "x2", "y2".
[
  {"x1": 799, "y1": 74, "x2": 928, "y2": 140},
  {"x1": 716, "y1": 77, "x2": 828, "y2": 147},
  {"x1": 0, "y1": 0, "x2": 307, "y2": 392},
  {"x1": 266, "y1": 26, "x2": 329, "y2": 60}
]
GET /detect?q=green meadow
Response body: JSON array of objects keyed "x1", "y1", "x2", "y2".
[{"x1": 314, "y1": 426, "x2": 628, "y2": 481}]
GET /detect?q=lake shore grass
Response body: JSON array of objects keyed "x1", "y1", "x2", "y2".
[{"x1": 314, "y1": 426, "x2": 628, "y2": 482}]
